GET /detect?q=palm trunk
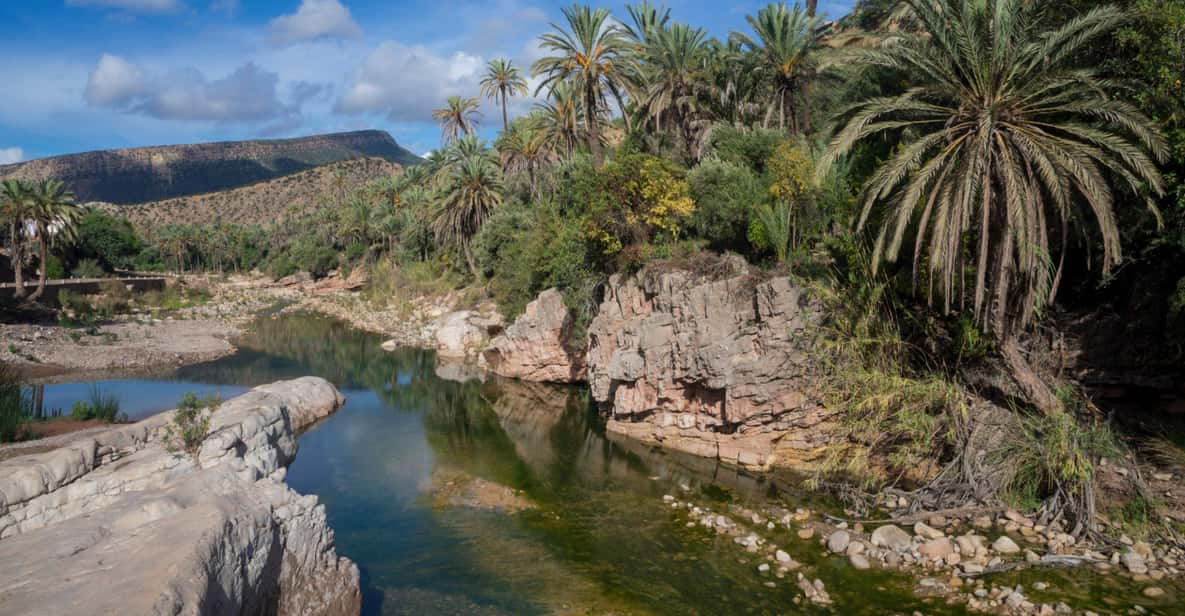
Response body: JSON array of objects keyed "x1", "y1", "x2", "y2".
[
  {"x1": 463, "y1": 242, "x2": 480, "y2": 280},
  {"x1": 806, "y1": 0, "x2": 818, "y2": 16},
  {"x1": 585, "y1": 86, "x2": 604, "y2": 168},
  {"x1": 501, "y1": 90, "x2": 509, "y2": 132},
  {"x1": 28, "y1": 235, "x2": 48, "y2": 302},
  {"x1": 9, "y1": 221, "x2": 26, "y2": 299}
]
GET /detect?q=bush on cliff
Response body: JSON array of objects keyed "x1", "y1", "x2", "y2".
[{"x1": 165, "y1": 392, "x2": 220, "y2": 457}]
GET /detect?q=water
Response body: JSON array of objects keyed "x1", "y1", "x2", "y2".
[{"x1": 40, "y1": 313, "x2": 1180, "y2": 614}]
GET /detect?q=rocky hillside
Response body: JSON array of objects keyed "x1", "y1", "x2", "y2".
[
  {"x1": 112, "y1": 156, "x2": 400, "y2": 228},
  {"x1": 0, "y1": 130, "x2": 420, "y2": 205}
]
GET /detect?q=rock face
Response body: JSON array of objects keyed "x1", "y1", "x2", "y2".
[
  {"x1": 586, "y1": 260, "x2": 835, "y2": 470},
  {"x1": 433, "y1": 308, "x2": 504, "y2": 358},
  {"x1": 481, "y1": 288, "x2": 587, "y2": 383},
  {"x1": 0, "y1": 377, "x2": 359, "y2": 616}
]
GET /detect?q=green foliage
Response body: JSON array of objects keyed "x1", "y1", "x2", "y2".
[
  {"x1": 69, "y1": 385, "x2": 123, "y2": 423},
  {"x1": 71, "y1": 258, "x2": 105, "y2": 279},
  {"x1": 45, "y1": 255, "x2": 66, "y2": 280},
  {"x1": 583, "y1": 152, "x2": 695, "y2": 261},
  {"x1": 164, "y1": 392, "x2": 221, "y2": 457},
  {"x1": 687, "y1": 158, "x2": 765, "y2": 251},
  {"x1": 74, "y1": 208, "x2": 143, "y2": 271},
  {"x1": 704, "y1": 125, "x2": 783, "y2": 174},
  {"x1": 998, "y1": 412, "x2": 1119, "y2": 513},
  {"x1": 0, "y1": 364, "x2": 30, "y2": 443}
]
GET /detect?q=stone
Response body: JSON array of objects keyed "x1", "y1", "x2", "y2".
[
  {"x1": 827, "y1": 530, "x2": 851, "y2": 553},
  {"x1": 914, "y1": 522, "x2": 944, "y2": 540},
  {"x1": 1142, "y1": 586, "x2": 1165, "y2": 598},
  {"x1": 956, "y1": 534, "x2": 986, "y2": 557},
  {"x1": 962, "y1": 563, "x2": 985, "y2": 574},
  {"x1": 433, "y1": 309, "x2": 504, "y2": 358},
  {"x1": 776, "y1": 549, "x2": 793, "y2": 563},
  {"x1": 849, "y1": 553, "x2": 871, "y2": 570},
  {"x1": 1122, "y1": 549, "x2": 1149, "y2": 574},
  {"x1": 993, "y1": 536, "x2": 1021, "y2": 554},
  {"x1": 586, "y1": 260, "x2": 835, "y2": 472},
  {"x1": 758, "y1": 563, "x2": 771, "y2": 573},
  {"x1": 919, "y1": 538, "x2": 955, "y2": 561},
  {"x1": 871, "y1": 524, "x2": 912, "y2": 551},
  {"x1": 798, "y1": 528, "x2": 815, "y2": 540},
  {"x1": 480, "y1": 289, "x2": 588, "y2": 383},
  {"x1": 0, "y1": 378, "x2": 358, "y2": 616}
]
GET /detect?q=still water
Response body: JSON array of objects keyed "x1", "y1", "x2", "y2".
[{"x1": 42, "y1": 313, "x2": 1179, "y2": 615}]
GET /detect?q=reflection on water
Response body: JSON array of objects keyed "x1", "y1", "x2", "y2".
[{"x1": 40, "y1": 313, "x2": 1180, "y2": 614}]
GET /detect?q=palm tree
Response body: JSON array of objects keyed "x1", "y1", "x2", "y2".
[
  {"x1": 637, "y1": 22, "x2": 708, "y2": 159},
  {"x1": 432, "y1": 96, "x2": 482, "y2": 143},
  {"x1": 533, "y1": 83, "x2": 586, "y2": 158},
  {"x1": 697, "y1": 38, "x2": 763, "y2": 128},
  {"x1": 497, "y1": 120, "x2": 558, "y2": 198},
  {"x1": 432, "y1": 152, "x2": 503, "y2": 278},
  {"x1": 532, "y1": 4, "x2": 631, "y2": 167},
  {"x1": 820, "y1": 0, "x2": 1168, "y2": 411},
  {"x1": 0, "y1": 180, "x2": 33, "y2": 299},
  {"x1": 27, "y1": 179, "x2": 81, "y2": 302},
  {"x1": 731, "y1": 3, "x2": 828, "y2": 133},
  {"x1": 480, "y1": 59, "x2": 530, "y2": 132}
]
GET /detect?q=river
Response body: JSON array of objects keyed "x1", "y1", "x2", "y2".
[{"x1": 38, "y1": 313, "x2": 1179, "y2": 615}]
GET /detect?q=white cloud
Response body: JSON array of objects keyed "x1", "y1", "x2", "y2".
[
  {"x1": 66, "y1": 0, "x2": 185, "y2": 13},
  {"x1": 336, "y1": 42, "x2": 486, "y2": 123},
  {"x1": 268, "y1": 0, "x2": 362, "y2": 48},
  {"x1": 85, "y1": 54, "x2": 147, "y2": 106},
  {"x1": 0, "y1": 148, "x2": 24, "y2": 165},
  {"x1": 84, "y1": 55, "x2": 301, "y2": 124}
]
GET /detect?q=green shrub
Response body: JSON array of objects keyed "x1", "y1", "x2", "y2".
[
  {"x1": 75, "y1": 209, "x2": 144, "y2": 271},
  {"x1": 0, "y1": 365, "x2": 30, "y2": 443},
  {"x1": 70, "y1": 385, "x2": 123, "y2": 423},
  {"x1": 703, "y1": 125, "x2": 783, "y2": 174},
  {"x1": 164, "y1": 392, "x2": 221, "y2": 456},
  {"x1": 71, "y1": 258, "x2": 106, "y2": 279},
  {"x1": 57, "y1": 290, "x2": 94, "y2": 317},
  {"x1": 45, "y1": 256, "x2": 66, "y2": 280},
  {"x1": 344, "y1": 240, "x2": 368, "y2": 263},
  {"x1": 583, "y1": 152, "x2": 695, "y2": 262},
  {"x1": 997, "y1": 412, "x2": 1119, "y2": 516},
  {"x1": 687, "y1": 159, "x2": 766, "y2": 252}
]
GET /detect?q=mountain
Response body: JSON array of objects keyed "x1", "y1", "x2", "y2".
[
  {"x1": 0, "y1": 130, "x2": 420, "y2": 205},
  {"x1": 108, "y1": 157, "x2": 400, "y2": 229}
]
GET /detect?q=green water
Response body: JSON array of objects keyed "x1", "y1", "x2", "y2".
[{"x1": 46, "y1": 313, "x2": 1182, "y2": 615}]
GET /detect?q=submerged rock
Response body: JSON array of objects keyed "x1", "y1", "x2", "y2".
[{"x1": 0, "y1": 377, "x2": 359, "y2": 616}]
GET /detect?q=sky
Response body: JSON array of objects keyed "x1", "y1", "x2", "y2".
[{"x1": 0, "y1": 0, "x2": 856, "y2": 163}]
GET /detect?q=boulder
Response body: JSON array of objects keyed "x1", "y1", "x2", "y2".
[
  {"x1": 433, "y1": 309, "x2": 504, "y2": 358},
  {"x1": 586, "y1": 258, "x2": 835, "y2": 471},
  {"x1": 871, "y1": 524, "x2": 913, "y2": 551},
  {"x1": 827, "y1": 530, "x2": 851, "y2": 553},
  {"x1": 481, "y1": 289, "x2": 587, "y2": 383},
  {"x1": 0, "y1": 378, "x2": 358, "y2": 616},
  {"x1": 993, "y1": 535, "x2": 1022, "y2": 555},
  {"x1": 919, "y1": 538, "x2": 955, "y2": 561}
]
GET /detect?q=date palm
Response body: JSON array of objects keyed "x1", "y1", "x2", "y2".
[
  {"x1": 637, "y1": 22, "x2": 708, "y2": 159},
  {"x1": 432, "y1": 96, "x2": 482, "y2": 143},
  {"x1": 731, "y1": 3, "x2": 828, "y2": 133},
  {"x1": 0, "y1": 180, "x2": 33, "y2": 299},
  {"x1": 27, "y1": 179, "x2": 81, "y2": 301},
  {"x1": 480, "y1": 59, "x2": 530, "y2": 132},
  {"x1": 497, "y1": 120, "x2": 557, "y2": 198},
  {"x1": 820, "y1": 0, "x2": 1168, "y2": 411},
  {"x1": 533, "y1": 82, "x2": 586, "y2": 158},
  {"x1": 532, "y1": 4, "x2": 631, "y2": 167},
  {"x1": 432, "y1": 148, "x2": 503, "y2": 278}
]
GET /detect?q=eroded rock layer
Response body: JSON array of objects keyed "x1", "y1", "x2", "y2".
[
  {"x1": 587, "y1": 261, "x2": 837, "y2": 471},
  {"x1": 0, "y1": 377, "x2": 359, "y2": 616},
  {"x1": 481, "y1": 288, "x2": 587, "y2": 383}
]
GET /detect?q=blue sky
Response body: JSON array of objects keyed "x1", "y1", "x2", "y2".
[{"x1": 0, "y1": 0, "x2": 856, "y2": 163}]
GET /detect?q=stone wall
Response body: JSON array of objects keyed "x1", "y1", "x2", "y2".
[
  {"x1": 0, "y1": 377, "x2": 359, "y2": 616},
  {"x1": 586, "y1": 261, "x2": 838, "y2": 471}
]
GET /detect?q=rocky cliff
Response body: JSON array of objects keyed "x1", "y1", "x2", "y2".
[
  {"x1": 0, "y1": 130, "x2": 420, "y2": 205},
  {"x1": 481, "y1": 289, "x2": 587, "y2": 383},
  {"x1": 586, "y1": 259, "x2": 837, "y2": 471},
  {"x1": 0, "y1": 377, "x2": 359, "y2": 616}
]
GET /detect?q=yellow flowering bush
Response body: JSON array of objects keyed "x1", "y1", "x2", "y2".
[{"x1": 585, "y1": 153, "x2": 695, "y2": 257}]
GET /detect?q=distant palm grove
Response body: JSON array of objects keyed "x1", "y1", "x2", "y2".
[{"x1": 4, "y1": 0, "x2": 1185, "y2": 515}]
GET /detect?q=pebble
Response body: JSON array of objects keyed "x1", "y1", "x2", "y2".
[
  {"x1": 849, "y1": 553, "x2": 871, "y2": 570},
  {"x1": 827, "y1": 530, "x2": 850, "y2": 553},
  {"x1": 1142, "y1": 586, "x2": 1164, "y2": 598},
  {"x1": 797, "y1": 528, "x2": 815, "y2": 540},
  {"x1": 992, "y1": 535, "x2": 1021, "y2": 554}
]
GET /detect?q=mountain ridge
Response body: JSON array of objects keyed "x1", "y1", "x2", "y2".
[{"x1": 0, "y1": 130, "x2": 420, "y2": 205}]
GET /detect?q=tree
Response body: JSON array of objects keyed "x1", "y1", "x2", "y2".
[
  {"x1": 636, "y1": 22, "x2": 709, "y2": 159},
  {"x1": 432, "y1": 96, "x2": 482, "y2": 143},
  {"x1": 480, "y1": 58, "x2": 529, "y2": 132},
  {"x1": 27, "y1": 179, "x2": 81, "y2": 301},
  {"x1": 432, "y1": 148, "x2": 504, "y2": 278},
  {"x1": 731, "y1": 3, "x2": 828, "y2": 133},
  {"x1": 821, "y1": 0, "x2": 1168, "y2": 411},
  {"x1": 497, "y1": 120, "x2": 557, "y2": 198},
  {"x1": 0, "y1": 180, "x2": 33, "y2": 299},
  {"x1": 532, "y1": 4, "x2": 631, "y2": 167},
  {"x1": 533, "y1": 82, "x2": 586, "y2": 158}
]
